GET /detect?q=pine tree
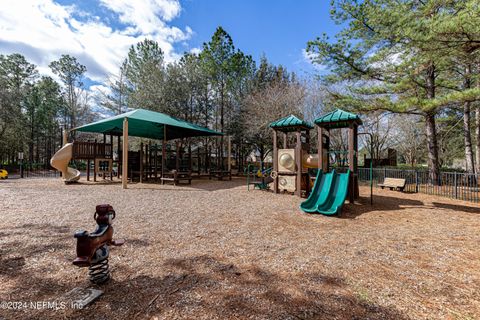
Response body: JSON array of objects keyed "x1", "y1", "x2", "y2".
[
  {"x1": 123, "y1": 39, "x2": 165, "y2": 111},
  {"x1": 200, "y1": 27, "x2": 254, "y2": 168},
  {"x1": 307, "y1": 0, "x2": 480, "y2": 181},
  {"x1": 49, "y1": 54, "x2": 88, "y2": 131}
]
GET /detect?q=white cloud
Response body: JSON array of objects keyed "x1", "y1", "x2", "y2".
[
  {"x1": 189, "y1": 47, "x2": 202, "y2": 55},
  {"x1": 0, "y1": 0, "x2": 192, "y2": 84},
  {"x1": 90, "y1": 84, "x2": 112, "y2": 97},
  {"x1": 99, "y1": 0, "x2": 182, "y2": 34},
  {"x1": 301, "y1": 49, "x2": 327, "y2": 71}
]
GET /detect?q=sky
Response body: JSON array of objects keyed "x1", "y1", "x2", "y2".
[{"x1": 0, "y1": 0, "x2": 338, "y2": 92}]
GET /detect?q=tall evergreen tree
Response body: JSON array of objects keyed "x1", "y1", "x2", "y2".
[
  {"x1": 307, "y1": 0, "x2": 480, "y2": 180},
  {"x1": 49, "y1": 54, "x2": 87, "y2": 131},
  {"x1": 123, "y1": 39, "x2": 165, "y2": 111},
  {"x1": 0, "y1": 54, "x2": 37, "y2": 162},
  {"x1": 200, "y1": 27, "x2": 255, "y2": 167},
  {"x1": 99, "y1": 64, "x2": 129, "y2": 115}
]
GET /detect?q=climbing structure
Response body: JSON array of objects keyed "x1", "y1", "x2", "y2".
[
  {"x1": 314, "y1": 109, "x2": 362, "y2": 203},
  {"x1": 269, "y1": 115, "x2": 315, "y2": 197}
]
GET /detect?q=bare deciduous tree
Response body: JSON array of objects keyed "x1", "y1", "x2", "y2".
[
  {"x1": 390, "y1": 115, "x2": 426, "y2": 167},
  {"x1": 242, "y1": 81, "x2": 305, "y2": 161}
]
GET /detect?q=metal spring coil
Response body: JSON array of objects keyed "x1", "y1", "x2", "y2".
[{"x1": 88, "y1": 258, "x2": 110, "y2": 284}]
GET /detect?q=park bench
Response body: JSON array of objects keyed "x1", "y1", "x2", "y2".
[
  {"x1": 209, "y1": 170, "x2": 232, "y2": 181},
  {"x1": 161, "y1": 170, "x2": 192, "y2": 186},
  {"x1": 378, "y1": 177, "x2": 406, "y2": 191}
]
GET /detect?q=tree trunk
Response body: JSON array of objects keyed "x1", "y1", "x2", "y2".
[
  {"x1": 35, "y1": 134, "x2": 40, "y2": 164},
  {"x1": 29, "y1": 116, "x2": 34, "y2": 170},
  {"x1": 475, "y1": 104, "x2": 480, "y2": 174},
  {"x1": 425, "y1": 112, "x2": 440, "y2": 183},
  {"x1": 219, "y1": 82, "x2": 225, "y2": 170},
  {"x1": 464, "y1": 101, "x2": 475, "y2": 173},
  {"x1": 463, "y1": 64, "x2": 475, "y2": 173},
  {"x1": 259, "y1": 145, "x2": 265, "y2": 170},
  {"x1": 476, "y1": 76, "x2": 480, "y2": 175},
  {"x1": 425, "y1": 63, "x2": 440, "y2": 183}
]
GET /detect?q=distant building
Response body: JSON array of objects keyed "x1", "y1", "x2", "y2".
[
  {"x1": 451, "y1": 158, "x2": 466, "y2": 171},
  {"x1": 363, "y1": 148, "x2": 397, "y2": 167}
]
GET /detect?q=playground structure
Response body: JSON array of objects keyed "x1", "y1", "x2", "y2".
[
  {"x1": 73, "y1": 204, "x2": 124, "y2": 284},
  {"x1": 269, "y1": 110, "x2": 362, "y2": 215},
  {"x1": 49, "y1": 109, "x2": 229, "y2": 187},
  {"x1": 50, "y1": 128, "x2": 115, "y2": 183},
  {"x1": 269, "y1": 115, "x2": 317, "y2": 197},
  {"x1": 48, "y1": 107, "x2": 362, "y2": 216},
  {"x1": 50, "y1": 143, "x2": 81, "y2": 183},
  {"x1": 314, "y1": 109, "x2": 361, "y2": 204},
  {"x1": 247, "y1": 165, "x2": 273, "y2": 190}
]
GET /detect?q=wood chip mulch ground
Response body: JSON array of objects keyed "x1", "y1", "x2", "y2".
[{"x1": 0, "y1": 177, "x2": 479, "y2": 319}]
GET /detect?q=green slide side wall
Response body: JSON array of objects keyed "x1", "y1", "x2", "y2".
[
  {"x1": 299, "y1": 170, "x2": 323, "y2": 212},
  {"x1": 300, "y1": 170, "x2": 335, "y2": 213},
  {"x1": 300, "y1": 170, "x2": 350, "y2": 215}
]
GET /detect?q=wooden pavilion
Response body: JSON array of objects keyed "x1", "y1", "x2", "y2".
[{"x1": 73, "y1": 109, "x2": 224, "y2": 189}]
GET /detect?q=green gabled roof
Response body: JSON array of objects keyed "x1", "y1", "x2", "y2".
[
  {"x1": 73, "y1": 108, "x2": 222, "y2": 140},
  {"x1": 314, "y1": 109, "x2": 362, "y2": 128},
  {"x1": 269, "y1": 115, "x2": 313, "y2": 131}
]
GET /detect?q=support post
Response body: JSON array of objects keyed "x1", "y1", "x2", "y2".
[
  {"x1": 317, "y1": 126, "x2": 323, "y2": 171},
  {"x1": 353, "y1": 124, "x2": 359, "y2": 199},
  {"x1": 59, "y1": 128, "x2": 67, "y2": 177},
  {"x1": 295, "y1": 130, "x2": 302, "y2": 197},
  {"x1": 273, "y1": 130, "x2": 278, "y2": 193},
  {"x1": 454, "y1": 172, "x2": 458, "y2": 199},
  {"x1": 87, "y1": 159, "x2": 90, "y2": 181},
  {"x1": 154, "y1": 144, "x2": 158, "y2": 180},
  {"x1": 305, "y1": 129, "x2": 310, "y2": 150},
  {"x1": 94, "y1": 139, "x2": 97, "y2": 182},
  {"x1": 348, "y1": 124, "x2": 355, "y2": 203},
  {"x1": 117, "y1": 135, "x2": 121, "y2": 179},
  {"x1": 176, "y1": 141, "x2": 180, "y2": 171},
  {"x1": 188, "y1": 141, "x2": 192, "y2": 172},
  {"x1": 283, "y1": 133, "x2": 287, "y2": 149},
  {"x1": 415, "y1": 170, "x2": 419, "y2": 193},
  {"x1": 162, "y1": 126, "x2": 166, "y2": 179},
  {"x1": 110, "y1": 134, "x2": 113, "y2": 181},
  {"x1": 139, "y1": 142, "x2": 144, "y2": 183},
  {"x1": 122, "y1": 118, "x2": 128, "y2": 189},
  {"x1": 197, "y1": 144, "x2": 201, "y2": 174},
  {"x1": 145, "y1": 143, "x2": 150, "y2": 180},
  {"x1": 102, "y1": 134, "x2": 106, "y2": 180}
]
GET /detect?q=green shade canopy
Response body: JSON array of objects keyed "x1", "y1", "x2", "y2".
[
  {"x1": 314, "y1": 109, "x2": 362, "y2": 129},
  {"x1": 269, "y1": 115, "x2": 313, "y2": 132},
  {"x1": 73, "y1": 109, "x2": 223, "y2": 140}
]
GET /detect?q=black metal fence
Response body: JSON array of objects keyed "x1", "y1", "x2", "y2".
[
  {"x1": 21, "y1": 169, "x2": 60, "y2": 179},
  {"x1": 2, "y1": 163, "x2": 60, "y2": 179},
  {"x1": 358, "y1": 167, "x2": 480, "y2": 204}
]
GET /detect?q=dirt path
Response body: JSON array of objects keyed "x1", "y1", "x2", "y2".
[{"x1": 0, "y1": 178, "x2": 478, "y2": 319}]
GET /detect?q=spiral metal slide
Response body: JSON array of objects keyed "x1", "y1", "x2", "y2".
[
  {"x1": 50, "y1": 143, "x2": 81, "y2": 183},
  {"x1": 300, "y1": 169, "x2": 350, "y2": 215}
]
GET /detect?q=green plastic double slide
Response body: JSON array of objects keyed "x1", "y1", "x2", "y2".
[{"x1": 300, "y1": 169, "x2": 350, "y2": 215}]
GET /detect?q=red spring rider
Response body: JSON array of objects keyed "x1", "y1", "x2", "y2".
[{"x1": 73, "y1": 204, "x2": 124, "y2": 284}]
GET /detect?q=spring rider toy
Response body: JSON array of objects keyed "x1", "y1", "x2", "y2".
[{"x1": 73, "y1": 204, "x2": 124, "y2": 284}]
